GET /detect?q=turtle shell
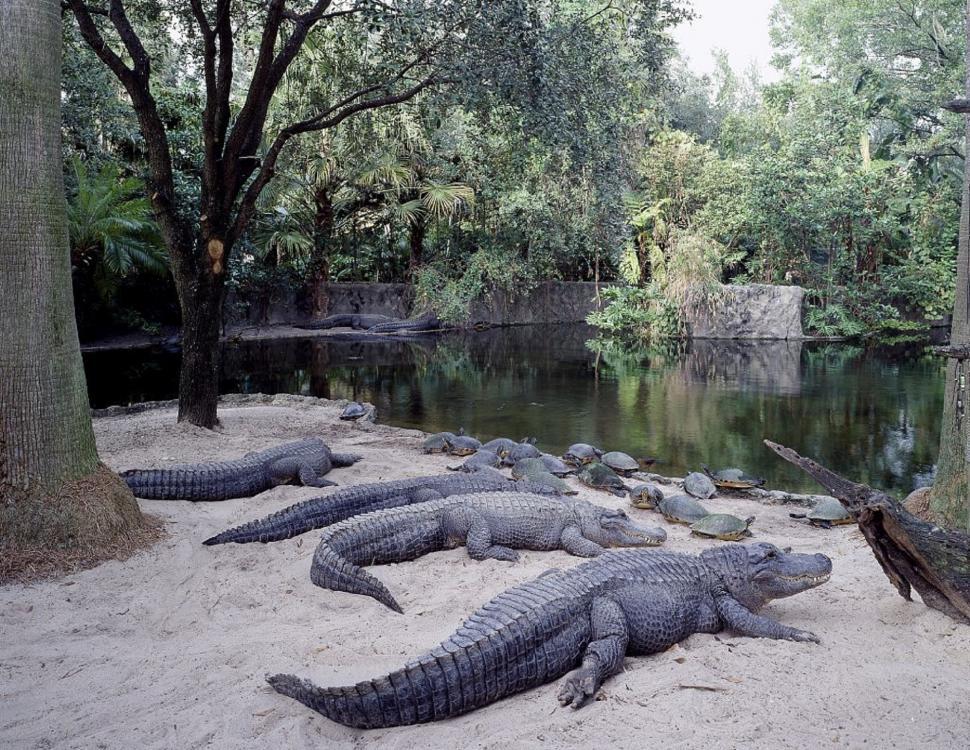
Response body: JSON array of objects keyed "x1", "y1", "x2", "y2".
[
  {"x1": 450, "y1": 449, "x2": 501, "y2": 473},
  {"x1": 807, "y1": 498, "x2": 852, "y2": 526},
  {"x1": 422, "y1": 431, "x2": 457, "y2": 454},
  {"x1": 511, "y1": 457, "x2": 547, "y2": 481},
  {"x1": 683, "y1": 472, "x2": 717, "y2": 499},
  {"x1": 339, "y1": 401, "x2": 368, "y2": 420},
  {"x1": 629, "y1": 483, "x2": 664, "y2": 510},
  {"x1": 563, "y1": 443, "x2": 602, "y2": 466},
  {"x1": 503, "y1": 441, "x2": 541, "y2": 466},
  {"x1": 447, "y1": 435, "x2": 483, "y2": 456},
  {"x1": 515, "y1": 466, "x2": 576, "y2": 495},
  {"x1": 578, "y1": 462, "x2": 628, "y2": 497},
  {"x1": 690, "y1": 514, "x2": 755, "y2": 540},
  {"x1": 657, "y1": 495, "x2": 709, "y2": 524},
  {"x1": 601, "y1": 451, "x2": 640, "y2": 476},
  {"x1": 539, "y1": 453, "x2": 573, "y2": 476},
  {"x1": 482, "y1": 438, "x2": 519, "y2": 457},
  {"x1": 703, "y1": 466, "x2": 766, "y2": 490}
]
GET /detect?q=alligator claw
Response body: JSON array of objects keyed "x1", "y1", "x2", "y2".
[
  {"x1": 557, "y1": 666, "x2": 599, "y2": 709},
  {"x1": 788, "y1": 629, "x2": 820, "y2": 644}
]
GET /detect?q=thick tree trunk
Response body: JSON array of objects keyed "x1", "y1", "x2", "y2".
[
  {"x1": 172, "y1": 238, "x2": 227, "y2": 428},
  {"x1": 408, "y1": 219, "x2": 426, "y2": 280},
  {"x1": 310, "y1": 186, "x2": 334, "y2": 319},
  {"x1": 0, "y1": 0, "x2": 142, "y2": 573},
  {"x1": 931, "y1": 0, "x2": 970, "y2": 532}
]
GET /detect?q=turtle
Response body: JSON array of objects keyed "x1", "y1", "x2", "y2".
[
  {"x1": 577, "y1": 462, "x2": 628, "y2": 497},
  {"x1": 339, "y1": 401, "x2": 369, "y2": 421},
  {"x1": 481, "y1": 437, "x2": 519, "y2": 458},
  {"x1": 448, "y1": 449, "x2": 501, "y2": 473},
  {"x1": 422, "y1": 431, "x2": 457, "y2": 454},
  {"x1": 656, "y1": 494, "x2": 710, "y2": 525},
  {"x1": 563, "y1": 443, "x2": 603, "y2": 467},
  {"x1": 702, "y1": 466, "x2": 766, "y2": 490},
  {"x1": 683, "y1": 472, "x2": 717, "y2": 499},
  {"x1": 538, "y1": 453, "x2": 573, "y2": 477},
  {"x1": 789, "y1": 497, "x2": 853, "y2": 528},
  {"x1": 690, "y1": 514, "x2": 755, "y2": 541},
  {"x1": 510, "y1": 459, "x2": 577, "y2": 495},
  {"x1": 446, "y1": 434, "x2": 483, "y2": 457},
  {"x1": 502, "y1": 440, "x2": 541, "y2": 466},
  {"x1": 628, "y1": 483, "x2": 664, "y2": 510},
  {"x1": 601, "y1": 451, "x2": 640, "y2": 477}
]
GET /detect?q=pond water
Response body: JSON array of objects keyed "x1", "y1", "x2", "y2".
[{"x1": 82, "y1": 324, "x2": 945, "y2": 495}]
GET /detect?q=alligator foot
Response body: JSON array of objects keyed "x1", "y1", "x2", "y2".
[{"x1": 557, "y1": 664, "x2": 600, "y2": 709}]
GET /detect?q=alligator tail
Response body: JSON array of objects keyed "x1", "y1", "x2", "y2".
[
  {"x1": 202, "y1": 490, "x2": 414, "y2": 545},
  {"x1": 122, "y1": 466, "x2": 237, "y2": 501},
  {"x1": 310, "y1": 544, "x2": 403, "y2": 613},
  {"x1": 267, "y1": 652, "x2": 466, "y2": 728}
]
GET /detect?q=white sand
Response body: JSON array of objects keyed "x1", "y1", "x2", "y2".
[{"x1": 2, "y1": 396, "x2": 968, "y2": 749}]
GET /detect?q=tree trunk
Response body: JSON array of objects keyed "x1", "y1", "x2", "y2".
[
  {"x1": 172, "y1": 240, "x2": 226, "y2": 428},
  {"x1": 408, "y1": 218, "x2": 426, "y2": 280},
  {"x1": 931, "y1": 0, "x2": 970, "y2": 532},
  {"x1": 310, "y1": 186, "x2": 334, "y2": 319},
  {"x1": 0, "y1": 0, "x2": 143, "y2": 575}
]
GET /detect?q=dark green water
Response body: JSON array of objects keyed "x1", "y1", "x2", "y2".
[{"x1": 82, "y1": 324, "x2": 945, "y2": 494}]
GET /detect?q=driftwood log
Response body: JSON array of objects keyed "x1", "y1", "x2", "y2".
[{"x1": 765, "y1": 440, "x2": 970, "y2": 624}]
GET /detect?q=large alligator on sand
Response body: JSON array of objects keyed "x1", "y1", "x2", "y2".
[
  {"x1": 310, "y1": 493, "x2": 667, "y2": 612},
  {"x1": 121, "y1": 438, "x2": 361, "y2": 501},
  {"x1": 202, "y1": 473, "x2": 560, "y2": 545},
  {"x1": 270, "y1": 543, "x2": 831, "y2": 728},
  {"x1": 297, "y1": 313, "x2": 396, "y2": 331}
]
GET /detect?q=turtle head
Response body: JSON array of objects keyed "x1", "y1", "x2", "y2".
[
  {"x1": 580, "y1": 506, "x2": 666, "y2": 548},
  {"x1": 701, "y1": 542, "x2": 831, "y2": 611}
]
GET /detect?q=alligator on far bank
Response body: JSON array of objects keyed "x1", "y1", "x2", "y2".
[
  {"x1": 310, "y1": 493, "x2": 667, "y2": 612},
  {"x1": 202, "y1": 473, "x2": 560, "y2": 545},
  {"x1": 270, "y1": 543, "x2": 832, "y2": 728},
  {"x1": 297, "y1": 311, "x2": 447, "y2": 334},
  {"x1": 121, "y1": 438, "x2": 361, "y2": 501}
]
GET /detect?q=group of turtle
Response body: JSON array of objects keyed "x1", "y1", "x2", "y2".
[{"x1": 419, "y1": 429, "x2": 854, "y2": 540}]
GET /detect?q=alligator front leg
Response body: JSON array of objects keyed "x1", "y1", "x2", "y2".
[
  {"x1": 296, "y1": 463, "x2": 338, "y2": 488},
  {"x1": 266, "y1": 458, "x2": 336, "y2": 488},
  {"x1": 715, "y1": 595, "x2": 820, "y2": 643},
  {"x1": 558, "y1": 596, "x2": 628, "y2": 709},
  {"x1": 560, "y1": 525, "x2": 605, "y2": 557},
  {"x1": 461, "y1": 512, "x2": 519, "y2": 561}
]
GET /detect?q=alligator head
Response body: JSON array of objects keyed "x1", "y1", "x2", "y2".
[
  {"x1": 580, "y1": 506, "x2": 667, "y2": 547},
  {"x1": 702, "y1": 542, "x2": 831, "y2": 612}
]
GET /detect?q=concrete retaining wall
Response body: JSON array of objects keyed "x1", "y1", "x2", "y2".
[{"x1": 685, "y1": 284, "x2": 805, "y2": 340}]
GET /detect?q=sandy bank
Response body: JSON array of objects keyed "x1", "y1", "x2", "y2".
[{"x1": 2, "y1": 395, "x2": 967, "y2": 749}]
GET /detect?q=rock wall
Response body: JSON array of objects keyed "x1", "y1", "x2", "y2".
[{"x1": 685, "y1": 284, "x2": 805, "y2": 340}]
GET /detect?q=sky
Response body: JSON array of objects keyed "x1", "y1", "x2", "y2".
[{"x1": 671, "y1": 0, "x2": 780, "y2": 82}]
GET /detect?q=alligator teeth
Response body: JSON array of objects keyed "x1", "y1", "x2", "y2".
[{"x1": 777, "y1": 573, "x2": 831, "y2": 584}]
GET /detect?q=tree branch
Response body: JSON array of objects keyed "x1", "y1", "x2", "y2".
[{"x1": 228, "y1": 73, "x2": 441, "y2": 245}]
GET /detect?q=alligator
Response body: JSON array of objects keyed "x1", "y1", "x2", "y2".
[
  {"x1": 297, "y1": 313, "x2": 396, "y2": 331},
  {"x1": 120, "y1": 438, "x2": 361, "y2": 501},
  {"x1": 366, "y1": 311, "x2": 445, "y2": 334},
  {"x1": 202, "y1": 473, "x2": 560, "y2": 545},
  {"x1": 268, "y1": 543, "x2": 830, "y2": 728},
  {"x1": 310, "y1": 493, "x2": 667, "y2": 612}
]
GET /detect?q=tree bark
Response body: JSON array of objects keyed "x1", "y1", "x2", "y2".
[
  {"x1": 766, "y1": 441, "x2": 970, "y2": 624},
  {"x1": 310, "y1": 186, "x2": 334, "y2": 319},
  {"x1": 0, "y1": 0, "x2": 142, "y2": 569},
  {"x1": 930, "y1": 0, "x2": 970, "y2": 532},
  {"x1": 408, "y1": 218, "x2": 426, "y2": 280}
]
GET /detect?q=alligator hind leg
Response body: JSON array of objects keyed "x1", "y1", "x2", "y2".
[
  {"x1": 298, "y1": 463, "x2": 338, "y2": 488},
  {"x1": 558, "y1": 596, "x2": 628, "y2": 709},
  {"x1": 267, "y1": 458, "x2": 337, "y2": 488}
]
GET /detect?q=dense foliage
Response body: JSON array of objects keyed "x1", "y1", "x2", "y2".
[{"x1": 61, "y1": 1, "x2": 962, "y2": 338}]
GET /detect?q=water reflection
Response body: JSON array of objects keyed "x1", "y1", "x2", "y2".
[{"x1": 83, "y1": 325, "x2": 944, "y2": 494}]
